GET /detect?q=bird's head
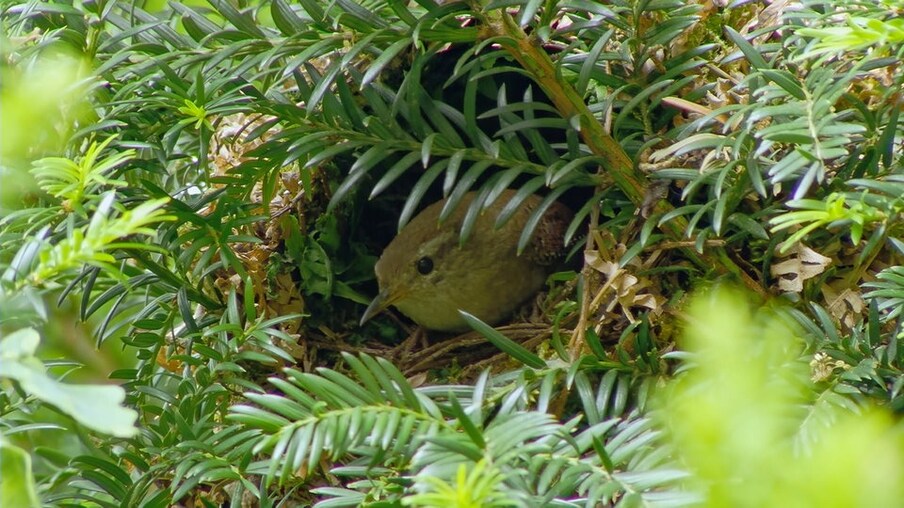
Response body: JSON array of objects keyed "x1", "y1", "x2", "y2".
[{"x1": 360, "y1": 199, "x2": 468, "y2": 331}]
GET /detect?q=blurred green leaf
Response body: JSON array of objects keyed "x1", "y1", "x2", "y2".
[
  {"x1": 0, "y1": 440, "x2": 40, "y2": 508},
  {"x1": 658, "y1": 287, "x2": 904, "y2": 507},
  {"x1": 1, "y1": 328, "x2": 138, "y2": 437}
]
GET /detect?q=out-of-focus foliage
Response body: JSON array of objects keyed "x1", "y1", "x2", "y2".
[
  {"x1": 0, "y1": 327, "x2": 138, "y2": 436},
  {"x1": 659, "y1": 287, "x2": 904, "y2": 508},
  {"x1": 0, "y1": 50, "x2": 90, "y2": 159},
  {"x1": 0, "y1": 50, "x2": 90, "y2": 208},
  {"x1": 1, "y1": 437, "x2": 41, "y2": 508},
  {"x1": 0, "y1": 0, "x2": 901, "y2": 506}
]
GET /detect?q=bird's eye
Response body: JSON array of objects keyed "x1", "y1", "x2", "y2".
[{"x1": 416, "y1": 256, "x2": 434, "y2": 275}]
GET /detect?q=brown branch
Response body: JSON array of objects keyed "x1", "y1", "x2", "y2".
[{"x1": 480, "y1": 11, "x2": 766, "y2": 297}]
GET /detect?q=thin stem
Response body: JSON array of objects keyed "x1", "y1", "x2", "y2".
[{"x1": 481, "y1": 11, "x2": 766, "y2": 296}]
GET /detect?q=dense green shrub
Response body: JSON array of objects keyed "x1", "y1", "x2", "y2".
[{"x1": 1, "y1": 0, "x2": 901, "y2": 506}]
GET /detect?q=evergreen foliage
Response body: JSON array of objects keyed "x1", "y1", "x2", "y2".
[{"x1": 1, "y1": 0, "x2": 902, "y2": 506}]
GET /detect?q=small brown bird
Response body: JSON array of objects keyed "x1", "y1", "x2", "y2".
[{"x1": 360, "y1": 189, "x2": 572, "y2": 332}]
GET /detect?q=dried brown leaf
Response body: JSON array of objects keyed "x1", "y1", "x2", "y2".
[{"x1": 771, "y1": 244, "x2": 832, "y2": 292}]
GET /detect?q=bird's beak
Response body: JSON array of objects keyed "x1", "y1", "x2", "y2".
[{"x1": 360, "y1": 288, "x2": 397, "y2": 326}]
